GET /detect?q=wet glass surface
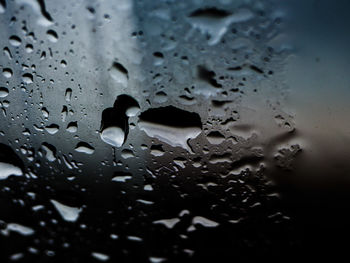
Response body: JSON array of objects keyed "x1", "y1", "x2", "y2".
[{"x1": 0, "y1": 0, "x2": 350, "y2": 262}]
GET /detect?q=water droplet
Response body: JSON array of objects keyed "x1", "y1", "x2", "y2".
[
  {"x1": 50, "y1": 199, "x2": 81, "y2": 222},
  {"x1": 153, "y1": 51, "x2": 164, "y2": 66},
  {"x1": 153, "y1": 218, "x2": 180, "y2": 229},
  {"x1": 41, "y1": 107, "x2": 49, "y2": 118},
  {"x1": 154, "y1": 91, "x2": 168, "y2": 103},
  {"x1": 138, "y1": 106, "x2": 202, "y2": 152},
  {"x1": 2, "y1": 223, "x2": 34, "y2": 236},
  {"x1": 9, "y1": 35, "x2": 22, "y2": 46},
  {"x1": 100, "y1": 127, "x2": 125, "y2": 147},
  {"x1": 207, "y1": 131, "x2": 225, "y2": 145},
  {"x1": 25, "y1": 44, "x2": 34, "y2": 53},
  {"x1": 2, "y1": 68, "x2": 13, "y2": 78},
  {"x1": 111, "y1": 172, "x2": 132, "y2": 182},
  {"x1": 3, "y1": 47, "x2": 12, "y2": 60},
  {"x1": 45, "y1": 124, "x2": 59, "y2": 134},
  {"x1": 46, "y1": 30, "x2": 58, "y2": 42},
  {"x1": 0, "y1": 0, "x2": 5, "y2": 14},
  {"x1": 75, "y1": 142, "x2": 95, "y2": 154},
  {"x1": 121, "y1": 149, "x2": 134, "y2": 159},
  {"x1": 188, "y1": 7, "x2": 253, "y2": 45},
  {"x1": 109, "y1": 62, "x2": 128, "y2": 87},
  {"x1": 150, "y1": 144, "x2": 165, "y2": 156},
  {"x1": 0, "y1": 162, "x2": 23, "y2": 180},
  {"x1": 65, "y1": 88, "x2": 72, "y2": 102},
  {"x1": 0, "y1": 87, "x2": 9, "y2": 98},
  {"x1": 60, "y1": 60, "x2": 67, "y2": 67},
  {"x1": 22, "y1": 73, "x2": 33, "y2": 84},
  {"x1": 66, "y1": 122, "x2": 78, "y2": 133},
  {"x1": 149, "y1": 257, "x2": 167, "y2": 263},
  {"x1": 192, "y1": 216, "x2": 219, "y2": 227},
  {"x1": 91, "y1": 252, "x2": 110, "y2": 262},
  {"x1": 100, "y1": 95, "x2": 139, "y2": 147},
  {"x1": 41, "y1": 142, "x2": 56, "y2": 162},
  {"x1": 0, "y1": 143, "x2": 23, "y2": 180}
]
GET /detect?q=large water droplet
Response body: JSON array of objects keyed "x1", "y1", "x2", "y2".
[
  {"x1": 75, "y1": 142, "x2": 95, "y2": 154},
  {"x1": 0, "y1": 162, "x2": 23, "y2": 180},
  {"x1": 2, "y1": 68, "x2": 13, "y2": 78},
  {"x1": 22, "y1": 73, "x2": 33, "y2": 84},
  {"x1": 0, "y1": 87, "x2": 9, "y2": 98},
  {"x1": 109, "y1": 62, "x2": 128, "y2": 87},
  {"x1": 50, "y1": 199, "x2": 81, "y2": 222},
  {"x1": 138, "y1": 106, "x2": 202, "y2": 152},
  {"x1": 0, "y1": 143, "x2": 24, "y2": 180},
  {"x1": 91, "y1": 252, "x2": 110, "y2": 262},
  {"x1": 9, "y1": 35, "x2": 22, "y2": 46},
  {"x1": 41, "y1": 142, "x2": 56, "y2": 162},
  {"x1": 100, "y1": 94, "x2": 139, "y2": 147},
  {"x1": 100, "y1": 127, "x2": 125, "y2": 147}
]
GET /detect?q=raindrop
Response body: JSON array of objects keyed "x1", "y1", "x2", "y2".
[
  {"x1": 46, "y1": 30, "x2": 58, "y2": 42},
  {"x1": 9, "y1": 35, "x2": 22, "y2": 47},
  {"x1": 41, "y1": 107, "x2": 49, "y2": 118},
  {"x1": 74, "y1": 142, "x2": 95, "y2": 154},
  {"x1": 0, "y1": 87, "x2": 9, "y2": 98},
  {"x1": 65, "y1": 88, "x2": 72, "y2": 102},
  {"x1": 2, "y1": 223, "x2": 34, "y2": 236},
  {"x1": 207, "y1": 131, "x2": 225, "y2": 145},
  {"x1": 91, "y1": 252, "x2": 110, "y2": 262},
  {"x1": 45, "y1": 124, "x2": 59, "y2": 134},
  {"x1": 153, "y1": 218, "x2": 180, "y2": 229},
  {"x1": 66, "y1": 122, "x2": 78, "y2": 133},
  {"x1": 22, "y1": 73, "x2": 33, "y2": 84},
  {"x1": 0, "y1": 0, "x2": 5, "y2": 13},
  {"x1": 0, "y1": 162, "x2": 23, "y2": 180},
  {"x1": 188, "y1": 7, "x2": 253, "y2": 45},
  {"x1": 25, "y1": 44, "x2": 34, "y2": 53},
  {"x1": 3, "y1": 47, "x2": 12, "y2": 60},
  {"x1": 100, "y1": 94, "x2": 139, "y2": 147},
  {"x1": 192, "y1": 216, "x2": 219, "y2": 227},
  {"x1": 0, "y1": 143, "x2": 24, "y2": 180},
  {"x1": 100, "y1": 127, "x2": 125, "y2": 147},
  {"x1": 150, "y1": 144, "x2": 165, "y2": 156},
  {"x1": 109, "y1": 62, "x2": 128, "y2": 87},
  {"x1": 2, "y1": 68, "x2": 13, "y2": 78},
  {"x1": 154, "y1": 91, "x2": 168, "y2": 103},
  {"x1": 41, "y1": 142, "x2": 56, "y2": 162},
  {"x1": 50, "y1": 199, "x2": 81, "y2": 222},
  {"x1": 138, "y1": 106, "x2": 202, "y2": 152},
  {"x1": 153, "y1": 51, "x2": 164, "y2": 66},
  {"x1": 111, "y1": 172, "x2": 132, "y2": 182},
  {"x1": 121, "y1": 149, "x2": 134, "y2": 159}
]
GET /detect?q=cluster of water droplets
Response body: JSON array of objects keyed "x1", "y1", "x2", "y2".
[{"x1": 0, "y1": 0, "x2": 303, "y2": 261}]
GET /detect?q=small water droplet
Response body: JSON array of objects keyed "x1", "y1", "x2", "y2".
[{"x1": 65, "y1": 88, "x2": 72, "y2": 102}]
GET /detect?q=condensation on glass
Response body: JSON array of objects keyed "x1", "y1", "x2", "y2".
[{"x1": 1, "y1": 0, "x2": 350, "y2": 262}]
